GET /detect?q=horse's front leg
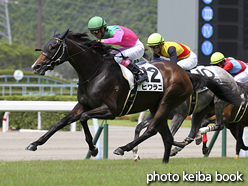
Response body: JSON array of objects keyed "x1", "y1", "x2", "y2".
[
  {"x1": 25, "y1": 103, "x2": 84, "y2": 151},
  {"x1": 79, "y1": 104, "x2": 116, "y2": 157},
  {"x1": 80, "y1": 119, "x2": 98, "y2": 157},
  {"x1": 199, "y1": 99, "x2": 227, "y2": 134},
  {"x1": 213, "y1": 98, "x2": 232, "y2": 131},
  {"x1": 169, "y1": 113, "x2": 186, "y2": 156}
]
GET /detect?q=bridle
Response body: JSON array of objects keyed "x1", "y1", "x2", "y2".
[
  {"x1": 38, "y1": 37, "x2": 96, "y2": 70},
  {"x1": 37, "y1": 35, "x2": 105, "y2": 84}
]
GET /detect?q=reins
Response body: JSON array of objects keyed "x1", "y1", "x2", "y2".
[
  {"x1": 36, "y1": 38, "x2": 97, "y2": 68},
  {"x1": 78, "y1": 58, "x2": 104, "y2": 85},
  {"x1": 64, "y1": 39, "x2": 106, "y2": 85},
  {"x1": 57, "y1": 40, "x2": 96, "y2": 65},
  {"x1": 36, "y1": 35, "x2": 126, "y2": 85}
]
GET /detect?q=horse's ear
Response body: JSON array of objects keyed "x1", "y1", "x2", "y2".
[
  {"x1": 59, "y1": 29, "x2": 70, "y2": 40},
  {"x1": 53, "y1": 29, "x2": 56, "y2": 37}
]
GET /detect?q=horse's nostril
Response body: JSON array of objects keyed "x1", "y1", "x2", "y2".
[{"x1": 34, "y1": 64, "x2": 41, "y2": 70}]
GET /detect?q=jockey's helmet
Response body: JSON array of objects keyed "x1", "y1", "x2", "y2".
[
  {"x1": 88, "y1": 16, "x2": 107, "y2": 31},
  {"x1": 147, "y1": 33, "x2": 164, "y2": 46},
  {"x1": 210, "y1": 52, "x2": 225, "y2": 64}
]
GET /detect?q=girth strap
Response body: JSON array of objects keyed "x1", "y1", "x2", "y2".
[
  {"x1": 230, "y1": 100, "x2": 248, "y2": 123},
  {"x1": 119, "y1": 84, "x2": 138, "y2": 116},
  {"x1": 187, "y1": 91, "x2": 198, "y2": 115}
]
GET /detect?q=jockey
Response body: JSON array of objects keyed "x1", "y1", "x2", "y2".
[
  {"x1": 147, "y1": 33, "x2": 198, "y2": 71},
  {"x1": 88, "y1": 16, "x2": 148, "y2": 85},
  {"x1": 210, "y1": 52, "x2": 248, "y2": 84}
]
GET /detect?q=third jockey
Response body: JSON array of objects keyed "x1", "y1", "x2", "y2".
[
  {"x1": 210, "y1": 52, "x2": 248, "y2": 84},
  {"x1": 88, "y1": 16, "x2": 148, "y2": 85}
]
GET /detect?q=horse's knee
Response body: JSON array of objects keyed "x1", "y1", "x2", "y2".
[
  {"x1": 167, "y1": 134, "x2": 173, "y2": 142},
  {"x1": 213, "y1": 124, "x2": 224, "y2": 131},
  {"x1": 201, "y1": 119, "x2": 211, "y2": 127},
  {"x1": 80, "y1": 113, "x2": 90, "y2": 123},
  {"x1": 146, "y1": 127, "x2": 157, "y2": 136}
]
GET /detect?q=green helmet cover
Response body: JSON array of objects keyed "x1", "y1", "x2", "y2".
[
  {"x1": 210, "y1": 52, "x2": 225, "y2": 64},
  {"x1": 147, "y1": 33, "x2": 164, "y2": 46},
  {"x1": 88, "y1": 16, "x2": 107, "y2": 30}
]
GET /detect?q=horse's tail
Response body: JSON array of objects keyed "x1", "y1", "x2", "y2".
[{"x1": 187, "y1": 73, "x2": 242, "y2": 106}]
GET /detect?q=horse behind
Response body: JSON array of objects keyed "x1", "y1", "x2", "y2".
[
  {"x1": 27, "y1": 29, "x2": 242, "y2": 163},
  {"x1": 132, "y1": 66, "x2": 242, "y2": 160},
  {"x1": 201, "y1": 82, "x2": 248, "y2": 158}
]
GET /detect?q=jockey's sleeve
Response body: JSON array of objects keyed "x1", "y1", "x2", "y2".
[
  {"x1": 168, "y1": 46, "x2": 177, "y2": 63},
  {"x1": 103, "y1": 29, "x2": 124, "y2": 45},
  {"x1": 223, "y1": 61, "x2": 234, "y2": 72}
]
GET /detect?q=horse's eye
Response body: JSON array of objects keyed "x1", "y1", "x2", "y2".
[{"x1": 50, "y1": 44, "x2": 57, "y2": 50}]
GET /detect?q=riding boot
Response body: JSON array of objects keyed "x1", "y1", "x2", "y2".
[{"x1": 126, "y1": 62, "x2": 148, "y2": 85}]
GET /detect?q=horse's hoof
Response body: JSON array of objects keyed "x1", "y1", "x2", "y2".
[
  {"x1": 113, "y1": 147, "x2": 124, "y2": 156},
  {"x1": 195, "y1": 136, "x2": 202, "y2": 145},
  {"x1": 90, "y1": 147, "x2": 98, "y2": 157},
  {"x1": 202, "y1": 147, "x2": 209, "y2": 155},
  {"x1": 25, "y1": 144, "x2": 37, "y2": 151},
  {"x1": 162, "y1": 160, "x2": 169, "y2": 164},
  {"x1": 134, "y1": 155, "x2": 140, "y2": 162},
  {"x1": 170, "y1": 151, "x2": 177, "y2": 157},
  {"x1": 173, "y1": 141, "x2": 185, "y2": 148}
]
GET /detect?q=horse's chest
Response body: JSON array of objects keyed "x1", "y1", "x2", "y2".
[{"x1": 78, "y1": 93, "x2": 101, "y2": 108}]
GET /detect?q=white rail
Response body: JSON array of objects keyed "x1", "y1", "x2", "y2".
[
  {"x1": 0, "y1": 101, "x2": 102, "y2": 159},
  {"x1": 0, "y1": 101, "x2": 77, "y2": 132}
]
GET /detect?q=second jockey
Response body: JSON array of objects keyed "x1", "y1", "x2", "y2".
[{"x1": 147, "y1": 33, "x2": 198, "y2": 71}]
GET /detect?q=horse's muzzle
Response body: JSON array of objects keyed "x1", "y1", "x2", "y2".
[{"x1": 32, "y1": 63, "x2": 48, "y2": 75}]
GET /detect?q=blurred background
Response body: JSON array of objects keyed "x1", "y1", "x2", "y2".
[{"x1": 0, "y1": 0, "x2": 157, "y2": 80}]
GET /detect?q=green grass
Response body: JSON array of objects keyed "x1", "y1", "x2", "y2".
[
  {"x1": 87, "y1": 119, "x2": 192, "y2": 128},
  {"x1": 0, "y1": 158, "x2": 247, "y2": 186}
]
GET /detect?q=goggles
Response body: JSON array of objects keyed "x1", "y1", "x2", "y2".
[
  {"x1": 149, "y1": 45, "x2": 160, "y2": 49},
  {"x1": 90, "y1": 30, "x2": 100, "y2": 35}
]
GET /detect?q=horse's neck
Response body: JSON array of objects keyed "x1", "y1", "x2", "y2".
[{"x1": 66, "y1": 40, "x2": 104, "y2": 82}]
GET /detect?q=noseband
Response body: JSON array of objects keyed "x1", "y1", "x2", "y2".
[{"x1": 41, "y1": 37, "x2": 67, "y2": 69}]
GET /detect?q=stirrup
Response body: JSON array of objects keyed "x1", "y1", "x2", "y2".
[{"x1": 136, "y1": 74, "x2": 148, "y2": 85}]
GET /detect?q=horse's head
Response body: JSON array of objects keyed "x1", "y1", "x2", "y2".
[{"x1": 31, "y1": 29, "x2": 69, "y2": 75}]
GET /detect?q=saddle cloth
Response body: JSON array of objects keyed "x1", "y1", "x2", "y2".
[
  {"x1": 118, "y1": 61, "x2": 163, "y2": 92},
  {"x1": 118, "y1": 61, "x2": 163, "y2": 116}
]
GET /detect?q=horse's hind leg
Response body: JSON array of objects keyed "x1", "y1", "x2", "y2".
[
  {"x1": 132, "y1": 113, "x2": 153, "y2": 161},
  {"x1": 158, "y1": 121, "x2": 173, "y2": 163},
  {"x1": 229, "y1": 123, "x2": 248, "y2": 159},
  {"x1": 25, "y1": 103, "x2": 83, "y2": 151},
  {"x1": 114, "y1": 83, "x2": 191, "y2": 163}
]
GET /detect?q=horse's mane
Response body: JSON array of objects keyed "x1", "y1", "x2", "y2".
[{"x1": 66, "y1": 31, "x2": 113, "y2": 56}]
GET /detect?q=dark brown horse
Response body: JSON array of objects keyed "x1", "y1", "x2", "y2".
[
  {"x1": 26, "y1": 29, "x2": 242, "y2": 163},
  {"x1": 201, "y1": 82, "x2": 248, "y2": 158}
]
